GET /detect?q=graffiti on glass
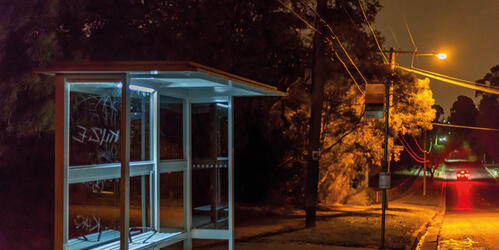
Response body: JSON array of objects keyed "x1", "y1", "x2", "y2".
[{"x1": 72, "y1": 125, "x2": 120, "y2": 145}]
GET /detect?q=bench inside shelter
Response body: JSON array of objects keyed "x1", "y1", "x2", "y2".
[{"x1": 68, "y1": 229, "x2": 182, "y2": 250}]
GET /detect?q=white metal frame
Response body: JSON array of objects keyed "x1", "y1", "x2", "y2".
[{"x1": 56, "y1": 73, "x2": 238, "y2": 250}]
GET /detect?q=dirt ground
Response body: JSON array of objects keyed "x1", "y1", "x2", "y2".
[{"x1": 161, "y1": 174, "x2": 443, "y2": 250}]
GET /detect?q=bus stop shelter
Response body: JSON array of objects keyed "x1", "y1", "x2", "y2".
[{"x1": 39, "y1": 62, "x2": 284, "y2": 250}]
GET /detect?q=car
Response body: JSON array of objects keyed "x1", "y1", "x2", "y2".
[{"x1": 456, "y1": 170, "x2": 470, "y2": 180}]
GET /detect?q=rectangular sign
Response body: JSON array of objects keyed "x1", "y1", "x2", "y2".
[
  {"x1": 379, "y1": 172, "x2": 391, "y2": 189},
  {"x1": 365, "y1": 84, "x2": 385, "y2": 119}
]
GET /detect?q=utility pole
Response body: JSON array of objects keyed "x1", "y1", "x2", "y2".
[
  {"x1": 378, "y1": 47, "x2": 446, "y2": 248},
  {"x1": 305, "y1": 0, "x2": 327, "y2": 228},
  {"x1": 380, "y1": 48, "x2": 395, "y2": 249},
  {"x1": 423, "y1": 130, "x2": 427, "y2": 196}
]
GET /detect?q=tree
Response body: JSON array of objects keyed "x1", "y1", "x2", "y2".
[
  {"x1": 272, "y1": 68, "x2": 435, "y2": 205},
  {"x1": 475, "y1": 65, "x2": 499, "y2": 162},
  {"x1": 448, "y1": 95, "x2": 478, "y2": 153},
  {"x1": 0, "y1": 1, "x2": 310, "y2": 248},
  {"x1": 0, "y1": 1, "x2": 437, "y2": 243},
  {"x1": 449, "y1": 96, "x2": 478, "y2": 126},
  {"x1": 432, "y1": 105, "x2": 444, "y2": 123}
]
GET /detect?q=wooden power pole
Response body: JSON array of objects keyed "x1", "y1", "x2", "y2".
[{"x1": 305, "y1": 0, "x2": 327, "y2": 228}]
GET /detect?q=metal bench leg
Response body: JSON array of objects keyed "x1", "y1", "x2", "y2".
[
  {"x1": 184, "y1": 238, "x2": 192, "y2": 250},
  {"x1": 142, "y1": 230, "x2": 157, "y2": 243}
]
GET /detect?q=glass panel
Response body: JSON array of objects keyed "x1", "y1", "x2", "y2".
[
  {"x1": 67, "y1": 82, "x2": 123, "y2": 248},
  {"x1": 67, "y1": 82, "x2": 154, "y2": 248},
  {"x1": 130, "y1": 175, "x2": 153, "y2": 235},
  {"x1": 69, "y1": 83, "x2": 151, "y2": 166},
  {"x1": 130, "y1": 91, "x2": 151, "y2": 162},
  {"x1": 69, "y1": 82, "x2": 122, "y2": 166},
  {"x1": 191, "y1": 103, "x2": 229, "y2": 229},
  {"x1": 68, "y1": 179, "x2": 121, "y2": 247},
  {"x1": 160, "y1": 172, "x2": 184, "y2": 232},
  {"x1": 160, "y1": 96, "x2": 184, "y2": 160}
]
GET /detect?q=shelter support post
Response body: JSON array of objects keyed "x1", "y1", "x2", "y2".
[
  {"x1": 141, "y1": 99, "x2": 147, "y2": 227},
  {"x1": 153, "y1": 91, "x2": 160, "y2": 231},
  {"x1": 228, "y1": 97, "x2": 234, "y2": 250},
  {"x1": 54, "y1": 75, "x2": 69, "y2": 250},
  {"x1": 120, "y1": 74, "x2": 131, "y2": 250},
  {"x1": 183, "y1": 99, "x2": 193, "y2": 249}
]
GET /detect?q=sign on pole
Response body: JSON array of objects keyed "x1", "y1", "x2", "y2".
[
  {"x1": 379, "y1": 172, "x2": 391, "y2": 189},
  {"x1": 364, "y1": 84, "x2": 385, "y2": 119}
]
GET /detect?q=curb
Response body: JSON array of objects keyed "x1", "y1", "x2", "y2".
[
  {"x1": 411, "y1": 181, "x2": 447, "y2": 250},
  {"x1": 408, "y1": 214, "x2": 432, "y2": 250}
]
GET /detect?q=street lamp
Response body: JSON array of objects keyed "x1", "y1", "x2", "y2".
[
  {"x1": 383, "y1": 50, "x2": 447, "y2": 68},
  {"x1": 415, "y1": 52, "x2": 448, "y2": 60},
  {"x1": 435, "y1": 53, "x2": 447, "y2": 60}
]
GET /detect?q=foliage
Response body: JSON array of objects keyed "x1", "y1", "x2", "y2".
[
  {"x1": 447, "y1": 95, "x2": 479, "y2": 154},
  {"x1": 449, "y1": 96, "x2": 478, "y2": 126},
  {"x1": 474, "y1": 65, "x2": 499, "y2": 161},
  {"x1": 0, "y1": 0, "x2": 307, "y2": 138},
  {"x1": 271, "y1": 65, "x2": 435, "y2": 204},
  {"x1": 0, "y1": 0, "x2": 438, "y2": 208}
]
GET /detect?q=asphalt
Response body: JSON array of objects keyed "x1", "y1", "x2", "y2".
[{"x1": 421, "y1": 162, "x2": 499, "y2": 250}]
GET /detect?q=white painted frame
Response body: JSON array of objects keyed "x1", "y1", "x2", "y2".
[{"x1": 57, "y1": 74, "x2": 235, "y2": 250}]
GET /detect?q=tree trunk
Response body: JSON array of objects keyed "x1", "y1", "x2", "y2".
[{"x1": 305, "y1": 0, "x2": 328, "y2": 228}]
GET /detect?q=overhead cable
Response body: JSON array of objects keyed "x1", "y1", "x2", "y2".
[
  {"x1": 411, "y1": 135, "x2": 426, "y2": 153},
  {"x1": 400, "y1": 135, "x2": 425, "y2": 161},
  {"x1": 412, "y1": 66, "x2": 499, "y2": 90},
  {"x1": 297, "y1": 0, "x2": 369, "y2": 86},
  {"x1": 357, "y1": 0, "x2": 389, "y2": 64},
  {"x1": 432, "y1": 123, "x2": 499, "y2": 132},
  {"x1": 400, "y1": 139, "x2": 429, "y2": 163},
  {"x1": 404, "y1": 17, "x2": 417, "y2": 50},
  {"x1": 397, "y1": 65, "x2": 499, "y2": 95},
  {"x1": 333, "y1": 52, "x2": 364, "y2": 94},
  {"x1": 277, "y1": 0, "x2": 365, "y2": 94},
  {"x1": 403, "y1": 18, "x2": 418, "y2": 67}
]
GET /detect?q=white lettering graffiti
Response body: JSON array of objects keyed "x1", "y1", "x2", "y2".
[
  {"x1": 74, "y1": 215, "x2": 101, "y2": 234},
  {"x1": 72, "y1": 125, "x2": 119, "y2": 145}
]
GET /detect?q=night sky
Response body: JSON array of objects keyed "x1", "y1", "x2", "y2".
[{"x1": 375, "y1": 0, "x2": 499, "y2": 116}]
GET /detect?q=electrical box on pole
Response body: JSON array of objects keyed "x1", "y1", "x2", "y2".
[{"x1": 364, "y1": 84, "x2": 385, "y2": 118}]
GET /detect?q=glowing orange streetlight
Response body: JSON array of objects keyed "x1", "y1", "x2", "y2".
[
  {"x1": 435, "y1": 53, "x2": 447, "y2": 60},
  {"x1": 415, "y1": 52, "x2": 448, "y2": 60}
]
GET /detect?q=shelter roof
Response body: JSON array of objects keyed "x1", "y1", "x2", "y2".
[{"x1": 37, "y1": 61, "x2": 285, "y2": 97}]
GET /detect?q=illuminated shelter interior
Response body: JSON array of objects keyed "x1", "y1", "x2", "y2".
[{"x1": 39, "y1": 62, "x2": 284, "y2": 250}]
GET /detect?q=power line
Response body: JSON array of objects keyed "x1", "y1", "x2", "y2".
[
  {"x1": 412, "y1": 66, "x2": 499, "y2": 90},
  {"x1": 400, "y1": 138, "x2": 429, "y2": 163},
  {"x1": 432, "y1": 123, "x2": 499, "y2": 132},
  {"x1": 357, "y1": 0, "x2": 388, "y2": 64},
  {"x1": 333, "y1": 52, "x2": 364, "y2": 94},
  {"x1": 297, "y1": 0, "x2": 369, "y2": 86},
  {"x1": 389, "y1": 27, "x2": 401, "y2": 49},
  {"x1": 397, "y1": 65, "x2": 499, "y2": 95},
  {"x1": 400, "y1": 135, "x2": 425, "y2": 161},
  {"x1": 277, "y1": 0, "x2": 365, "y2": 94},
  {"x1": 404, "y1": 17, "x2": 417, "y2": 50},
  {"x1": 403, "y1": 18, "x2": 418, "y2": 68},
  {"x1": 277, "y1": 0, "x2": 321, "y2": 34},
  {"x1": 411, "y1": 135, "x2": 426, "y2": 153}
]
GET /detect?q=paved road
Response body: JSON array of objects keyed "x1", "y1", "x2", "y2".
[{"x1": 438, "y1": 162, "x2": 499, "y2": 250}]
